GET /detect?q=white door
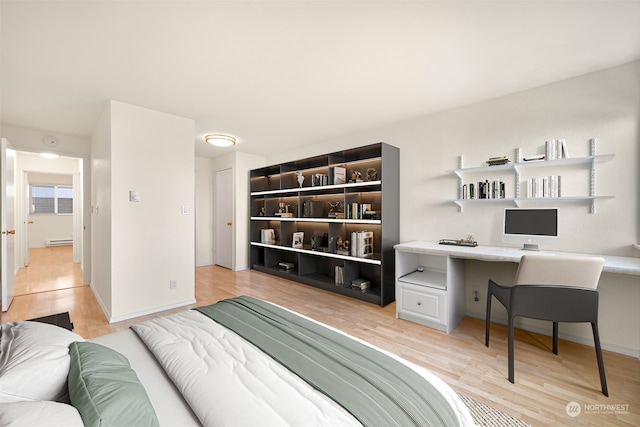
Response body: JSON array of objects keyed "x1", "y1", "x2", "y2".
[
  {"x1": 1, "y1": 138, "x2": 16, "y2": 311},
  {"x1": 214, "y1": 168, "x2": 233, "y2": 269}
]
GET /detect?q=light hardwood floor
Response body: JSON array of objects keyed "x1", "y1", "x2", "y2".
[
  {"x1": 2, "y1": 255, "x2": 639, "y2": 426},
  {"x1": 14, "y1": 246, "x2": 83, "y2": 295}
]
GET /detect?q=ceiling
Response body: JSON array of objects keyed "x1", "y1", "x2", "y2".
[{"x1": 2, "y1": 1, "x2": 640, "y2": 159}]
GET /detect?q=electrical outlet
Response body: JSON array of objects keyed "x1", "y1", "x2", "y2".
[
  {"x1": 472, "y1": 285, "x2": 480, "y2": 302},
  {"x1": 170, "y1": 279, "x2": 177, "y2": 290}
]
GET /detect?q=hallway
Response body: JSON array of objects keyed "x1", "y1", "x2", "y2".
[{"x1": 14, "y1": 246, "x2": 83, "y2": 296}]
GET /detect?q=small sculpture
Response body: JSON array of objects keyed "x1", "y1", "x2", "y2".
[
  {"x1": 336, "y1": 236, "x2": 350, "y2": 254},
  {"x1": 297, "y1": 171, "x2": 304, "y2": 188},
  {"x1": 329, "y1": 201, "x2": 342, "y2": 212},
  {"x1": 351, "y1": 171, "x2": 362, "y2": 182},
  {"x1": 366, "y1": 168, "x2": 378, "y2": 181}
]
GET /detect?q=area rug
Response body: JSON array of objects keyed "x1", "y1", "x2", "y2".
[
  {"x1": 28, "y1": 311, "x2": 74, "y2": 331},
  {"x1": 458, "y1": 393, "x2": 531, "y2": 427}
]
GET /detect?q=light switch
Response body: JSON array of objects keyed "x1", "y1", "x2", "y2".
[
  {"x1": 129, "y1": 191, "x2": 140, "y2": 202},
  {"x1": 181, "y1": 205, "x2": 189, "y2": 215}
]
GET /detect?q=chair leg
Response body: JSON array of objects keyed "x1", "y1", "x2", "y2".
[
  {"x1": 508, "y1": 316, "x2": 515, "y2": 383},
  {"x1": 591, "y1": 322, "x2": 608, "y2": 397},
  {"x1": 485, "y1": 287, "x2": 493, "y2": 347},
  {"x1": 552, "y1": 321, "x2": 558, "y2": 355}
]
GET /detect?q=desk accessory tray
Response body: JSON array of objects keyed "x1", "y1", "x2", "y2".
[{"x1": 439, "y1": 239, "x2": 478, "y2": 247}]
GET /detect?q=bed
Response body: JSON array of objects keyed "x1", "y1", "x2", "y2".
[{"x1": 0, "y1": 296, "x2": 477, "y2": 426}]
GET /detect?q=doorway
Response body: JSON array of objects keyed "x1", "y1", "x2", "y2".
[{"x1": 13, "y1": 152, "x2": 85, "y2": 297}]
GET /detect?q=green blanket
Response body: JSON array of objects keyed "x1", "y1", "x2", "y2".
[{"x1": 195, "y1": 296, "x2": 459, "y2": 427}]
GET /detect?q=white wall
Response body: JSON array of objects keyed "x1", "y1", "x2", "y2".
[
  {"x1": 265, "y1": 61, "x2": 640, "y2": 356},
  {"x1": 90, "y1": 105, "x2": 112, "y2": 316},
  {"x1": 195, "y1": 156, "x2": 214, "y2": 266},
  {"x1": 269, "y1": 61, "x2": 639, "y2": 257},
  {"x1": 92, "y1": 100, "x2": 195, "y2": 321}
]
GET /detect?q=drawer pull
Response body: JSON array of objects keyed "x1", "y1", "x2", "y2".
[{"x1": 417, "y1": 302, "x2": 422, "y2": 306}]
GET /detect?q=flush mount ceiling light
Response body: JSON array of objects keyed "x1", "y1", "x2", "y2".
[{"x1": 205, "y1": 134, "x2": 236, "y2": 147}]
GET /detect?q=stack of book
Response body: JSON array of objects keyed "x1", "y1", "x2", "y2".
[
  {"x1": 462, "y1": 180, "x2": 506, "y2": 199},
  {"x1": 526, "y1": 175, "x2": 562, "y2": 198},
  {"x1": 345, "y1": 203, "x2": 372, "y2": 219},
  {"x1": 312, "y1": 174, "x2": 329, "y2": 186},
  {"x1": 486, "y1": 155, "x2": 511, "y2": 166},
  {"x1": 545, "y1": 139, "x2": 570, "y2": 160},
  {"x1": 351, "y1": 278, "x2": 371, "y2": 292},
  {"x1": 351, "y1": 231, "x2": 373, "y2": 258}
]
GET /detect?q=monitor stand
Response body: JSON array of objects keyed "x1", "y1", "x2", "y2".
[{"x1": 522, "y1": 243, "x2": 540, "y2": 251}]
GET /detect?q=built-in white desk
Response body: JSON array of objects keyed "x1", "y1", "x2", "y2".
[{"x1": 394, "y1": 241, "x2": 640, "y2": 333}]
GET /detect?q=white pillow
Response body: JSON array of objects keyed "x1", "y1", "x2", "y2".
[
  {"x1": 0, "y1": 321, "x2": 84, "y2": 403},
  {"x1": 0, "y1": 401, "x2": 84, "y2": 427}
]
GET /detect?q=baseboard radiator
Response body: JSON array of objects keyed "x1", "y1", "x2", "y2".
[{"x1": 45, "y1": 238, "x2": 73, "y2": 247}]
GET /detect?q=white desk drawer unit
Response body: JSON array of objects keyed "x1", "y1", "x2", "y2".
[
  {"x1": 395, "y1": 248, "x2": 465, "y2": 333},
  {"x1": 398, "y1": 283, "x2": 446, "y2": 327}
]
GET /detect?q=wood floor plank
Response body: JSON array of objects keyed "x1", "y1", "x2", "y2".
[{"x1": 2, "y1": 259, "x2": 639, "y2": 426}]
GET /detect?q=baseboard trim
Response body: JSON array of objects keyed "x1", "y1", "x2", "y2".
[
  {"x1": 108, "y1": 299, "x2": 196, "y2": 324},
  {"x1": 89, "y1": 284, "x2": 112, "y2": 321}
]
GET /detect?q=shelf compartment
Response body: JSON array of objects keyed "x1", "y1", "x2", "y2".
[
  {"x1": 398, "y1": 269, "x2": 447, "y2": 290},
  {"x1": 250, "y1": 165, "x2": 283, "y2": 192},
  {"x1": 251, "y1": 216, "x2": 381, "y2": 225},
  {"x1": 251, "y1": 180, "x2": 382, "y2": 196},
  {"x1": 250, "y1": 242, "x2": 382, "y2": 265},
  {"x1": 447, "y1": 153, "x2": 615, "y2": 177}
]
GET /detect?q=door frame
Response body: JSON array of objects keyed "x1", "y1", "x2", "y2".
[
  {"x1": 214, "y1": 167, "x2": 234, "y2": 270},
  {"x1": 10, "y1": 148, "x2": 91, "y2": 286},
  {"x1": 1, "y1": 138, "x2": 16, "y2": 311}
]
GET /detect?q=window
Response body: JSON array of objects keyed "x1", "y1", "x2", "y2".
[{"x1": 31, "y1": 184, "x2": 73, "y2": 214}]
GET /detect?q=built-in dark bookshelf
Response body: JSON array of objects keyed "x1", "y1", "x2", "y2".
[{"x1": 249, "y1": 142, "x2": 399, "y2": 306}]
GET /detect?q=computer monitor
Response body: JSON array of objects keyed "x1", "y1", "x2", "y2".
[{"x1": 502, "y1": 208, "x2": 558, "y2": 251}]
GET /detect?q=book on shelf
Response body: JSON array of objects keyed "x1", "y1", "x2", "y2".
[
  {"x1": 312, "y1": 173, "x2": 329, "y2": 186},
  {"x1": 545, "y1": 139, "x2": 570, "y2": 160},
  {"x1": 334, "y1": 266, "x2": 344, "y2": 286},
  {"x1": 351, "y1": 230, "x2": 374, "y2": 258},
  {"x1": 462, "y1": 179, "x2": 505, "y2": 200},
  {"x1": 345, "y1": 202, "x2": 374, "y2": 219},
  {"x1": 351, "y1": 278, "x2": 371, "y2": 291},
  {"x1": 260, "y1": 229, "x2": 275, "y2": 244},
  {"x1": 303, "y1": 200, "x2": 324, "y2": 218},
  {"x1": 526, "y1": 175, "x2": 562, "y2": 198},
  {"x1": 486, "y1": 155, "x2": 511, "y2": 166},
  {"x1": 330, "y1": 166, "x2": 346, "y2": 185}
]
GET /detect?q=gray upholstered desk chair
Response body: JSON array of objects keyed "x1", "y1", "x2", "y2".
[{"x1": 484, "y1": 254, "x2": 608, "y2": 396}]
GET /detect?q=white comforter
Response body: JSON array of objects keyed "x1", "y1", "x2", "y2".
[
  {"x1": 132, "y1": 310, "x2": 361, "y2": 427},
  {"x1": 132, "y1": 309, "x2": 476, "y2": 427}
]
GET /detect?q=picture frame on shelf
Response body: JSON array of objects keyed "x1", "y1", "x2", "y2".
[{"x1": 292, "y1": 232, "x2": 304, "y2": 249}]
